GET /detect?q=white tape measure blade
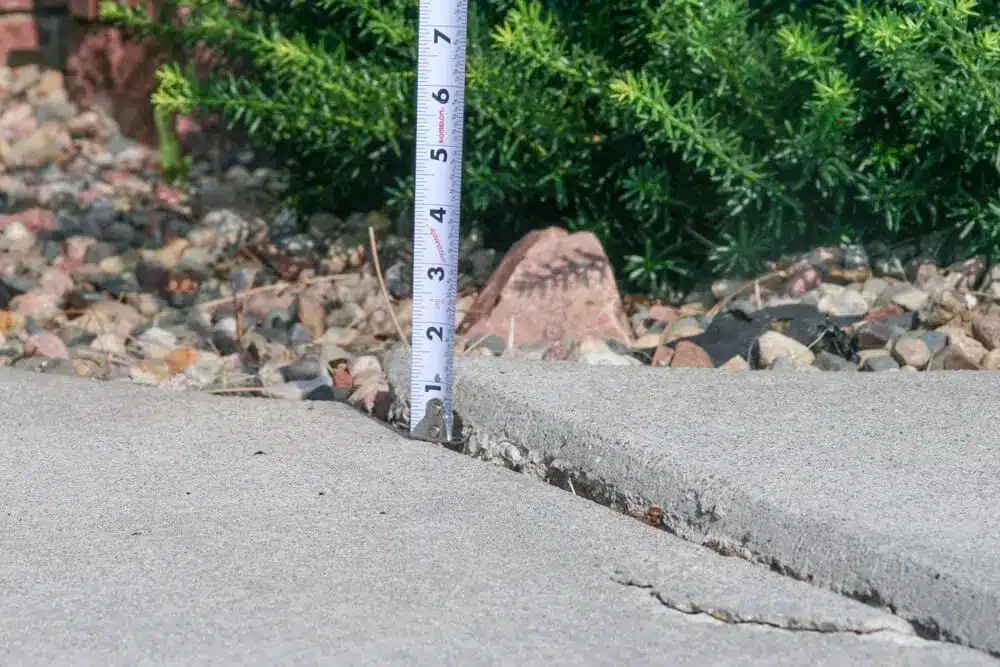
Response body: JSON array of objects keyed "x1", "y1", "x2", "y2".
[{"x1": 409, "y1": 0, "x2": 469, "y2": 443}]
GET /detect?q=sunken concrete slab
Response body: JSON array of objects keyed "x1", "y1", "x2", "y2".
[{"x1": 1, "y1": 367, "x2": 995, "y2": 665}]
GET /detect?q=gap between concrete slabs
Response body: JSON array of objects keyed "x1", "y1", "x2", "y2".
[{"x1": 384, "y1": 345, "x2": 1000, "y2": 658}]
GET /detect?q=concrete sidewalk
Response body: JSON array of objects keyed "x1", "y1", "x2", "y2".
[
  {"x1": 425, "y1": 353, "x2": 1000, "y2": 657},
  {"x1": 0, "y1": 369, "x2": 995, "y2": 665}
]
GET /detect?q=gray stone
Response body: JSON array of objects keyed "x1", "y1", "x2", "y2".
[
  {"x1": 82, "y1": 241, "x2": 116, "y2": 265},
  {"x1": 861, "y1": 354, "x2": 900, "y2": 372},
  {"x1": 58, "y1": 326, "x2": 95, "y2": 348},
  {"x1": 920, "y1": 330, "x2": 948, "y2": 354},
  {"x1": 137, "y1": 326, "x2": 178, "y2": 359},
  {"x1": 279, "y1": 356, "x2": 325, "y2": 382},
  {"x1": 842, "y1": 245, "x2": 869, "y2": 269},
  {"x1": 769, "y1": 356, "x2": 818, "y2": 372},
  {"x1": 101, "y1": 221, "x2": 136, "y2": 246},
  {"x1": 873, "y1": 254, "x2": 906, "y2": 280},
  {"x1": 812, "y1": 351, "x2": 857, "y2": 372}
]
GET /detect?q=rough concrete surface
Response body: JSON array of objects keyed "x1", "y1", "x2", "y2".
[
  {"x1": 1, "y1": 368, "x2": 996, "y2": 665},
  {"x1": 437, "y1": 354, "x2": 1000, "y2": 657}
]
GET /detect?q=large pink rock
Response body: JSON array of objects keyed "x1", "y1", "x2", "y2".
[{"x1": 462, "y1": 227, "x2": 632, "y2": 347}]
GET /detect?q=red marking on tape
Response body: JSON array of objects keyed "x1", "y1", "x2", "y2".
[{"x1": 429, "y1": 225, "x2": 447, "y2": 262}]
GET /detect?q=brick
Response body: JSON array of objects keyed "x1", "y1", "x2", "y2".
[
  {"x1": 66, "y1": 21, "x2": 161, "y2": 142},
  {"x1": 0, "y1": 0, "x2": 66, "y2": 11},
  {"x1": 0, "y1": 13, "x2": 41, "y2": 60},
  {"x1": 0, "y1": 13, "x2": 68, "y2": 68},
  {"x1": 68, "y1": 0, "x2": 158, "y2": 20},
  {"x1": 67, "y1": 0, "x2": 96, "y2": 19}
]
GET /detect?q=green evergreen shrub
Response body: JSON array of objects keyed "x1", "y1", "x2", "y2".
[{"x1": 101, "y1": 0, "x2": 1000, "y2": 296}]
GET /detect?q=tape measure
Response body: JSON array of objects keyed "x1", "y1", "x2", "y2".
[{"x1": 409, "y1": 0, "x2": 469, "y2": 443}]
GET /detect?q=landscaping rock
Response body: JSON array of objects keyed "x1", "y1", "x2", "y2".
[
  {"x1": 757, "y1": 331, "x2": 815, "y2": 368},
  {"x1": 461, "y1": 227, "x2": 632, "y2": 347}
]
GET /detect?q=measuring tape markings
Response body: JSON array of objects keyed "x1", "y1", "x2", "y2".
[{"x1": 410, "y1": 0, "x2": 469, "y2": 443}]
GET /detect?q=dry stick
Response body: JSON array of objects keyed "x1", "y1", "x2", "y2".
[
  {"x1": 458, "y1": 331, "x2": 492, "y2": 356},
  {"x1": 197, "y1": 274, "x2": 355, "y2": 311},
  {"x1": 234, "y1": 288, "x2": 245, "y2": 344},
  {"x1": 707, "y1": 269, "x2": 790, "y2": 316},
  {"x1": 368, "y1": 225, "x2": 410, "y2": 348},
  {"x1": 205, "y1": 386, "x2": 266, "y2": 395}
]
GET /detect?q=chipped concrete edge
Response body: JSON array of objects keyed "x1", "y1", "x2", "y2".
[{"x1": 383, "y1": 344, "x2": 999, "y2": 658}]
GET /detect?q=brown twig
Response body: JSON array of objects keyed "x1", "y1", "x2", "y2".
[
  {"x1": 707, "y1": 269, "x2": 790, "y2": 316},
  {"x1": 368, "y1": 225, "x2": 410, "y2": 348},
  {"x1": 233, "y1": 289, "x2": 244, "y2": 343},
  {"x1": 458, "y1": 332, "x2": 492, "y2": 356},
  {"x1": 196, "y1": 273, "x2": 354, "y2": 311},
  {"x1": 204, "y1": 386, "x2": 265, "y2": 395}
]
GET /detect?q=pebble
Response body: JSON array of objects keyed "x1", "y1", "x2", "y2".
[
  {"x1": 577, "y1": 336, "x2": 641, "y2": 366},
  {"x1": 971, "y1": 314, "x2": 1000, "y2": 350},
  {"x1": 813, "y1": 351, "x2": 857, "y2": 372},
  {"x1": 90, "y1": 332, "x2": 127, "y2": 356},
  {"x1": 280, "y1": 356, "x2": 324, "y2": 382},
  {"x1": 889, "y1": 286, "x2": 930, "y2": 312},
  {"x1": 862, "y1": 354, "x2": 900, "y2": 372},
  {"x1": 137, "y1": 326, "x2": 177, "y2": 359},
  {"x1": 892, "y1": 335, "x2": 930, "y2": 370},
  {"x1": 981, "y1": 349, "x2": 1000, "y2": 371},
  {"x1": 669, "y1": 340, "x2": 713, "y2": 368},
  {"x1": 757, "y1": 331, "x2": 815, "y2": 368},
  {"x1": 818, "y1": 288, "x2": 869, "y2": 317}
]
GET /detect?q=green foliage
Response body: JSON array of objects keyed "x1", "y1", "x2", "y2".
[
  {"x1": 102, "y1": 0, "x2": 1000, "y2": 295},
  {"x1": 155, "y1": 104, "x2": 191, "y2": 187}
]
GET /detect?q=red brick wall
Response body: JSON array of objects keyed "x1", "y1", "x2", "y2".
[{"x1": 0, "y1": 1, "x2": 199, "y2": 145}]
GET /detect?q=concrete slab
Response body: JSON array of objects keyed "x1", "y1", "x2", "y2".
[
  {"x1": 0, "y1": 368, "x2": 995, "y2": 665},
  {"x1": 426, "y1": 353, "x2": 1000, "y2": 657}
]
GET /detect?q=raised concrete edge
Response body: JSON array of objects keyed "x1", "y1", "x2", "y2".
[{"x1": 383, "y1": 344, "x2": 1000, "y2": 657}]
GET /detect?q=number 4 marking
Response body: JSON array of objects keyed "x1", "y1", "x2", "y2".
[{"x1": 429, "y1": 207, "x2": 446, "y2": 222}]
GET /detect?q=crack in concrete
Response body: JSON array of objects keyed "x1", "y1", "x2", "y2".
[{"x1": 610, "y1": 572, "x2": 899, "y2": 636}]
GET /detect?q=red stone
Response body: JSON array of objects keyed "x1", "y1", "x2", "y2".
[
  {"x1": 332, "y1": 368, "x2": 352, "y2": 390},
  {"x1": 0, "y1": 14, "x2": 41, "y2": 63},
  {"x1": 669, "y1": 340, "x2": 714, "y2": 368},
  {"x1": 0, "y1": 207, "x2": 57, "y2": 232},
  {"x1": 462, "y1": 227, "x2": 632, "y2": 347},
  {"x1": 865, "y1": 303, "x2": 904, "y2": 322}
]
